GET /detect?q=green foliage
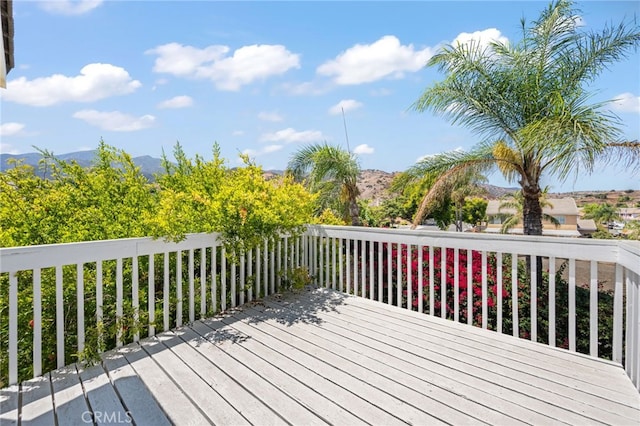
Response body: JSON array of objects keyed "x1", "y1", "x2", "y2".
[
  {"x1": 0, "y1": 141, "x2": 156, "y2": 247},
  {"x1": 287, "y1": 143, "x2": 362, "y2": 226},
  {"x1": 0, "y1": 141, "x2": 316, "y2": 385},
  {"x1": 461, "y1": 197, "x2": 487, "y2": 226},
  {"x1": 581, "y1": 202, "x2": 620, "y2": 225},
  {"x1": 280, "y1": 267, "x2": 312, "y2": 291},
  {"x1": 152, "y1": 144, "x2": 315, "y2": 255},
  {"x1": 310, "y1": 209, "x2": 347, "y2": 226},
  {"x1": 411, "y1": 0, "x2": 640, "y2": 235},
  {"x1": 623, "y1": 221, "x2": 640, "y2": 240},
  {"x1": 496, "y1": 189, "x2": 559, "y2": 233}
]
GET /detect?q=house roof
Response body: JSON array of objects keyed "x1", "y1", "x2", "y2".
[
  {"x1": 486, "y1": 197, "x2": 579, "y2": 216},
  {"x1": 577, "y1": 219, "x2": 597, "y2": 232},
  {"x1": 1, "y1": 0, "x2": 14, "y2": 80}
]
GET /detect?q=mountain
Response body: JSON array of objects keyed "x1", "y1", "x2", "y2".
[
  {"x1": 5, "y1": 150, "x2": 631, "y2": 206},
  {"x1": 0, "y1": 150, "x2": 165, "y2": 180}
]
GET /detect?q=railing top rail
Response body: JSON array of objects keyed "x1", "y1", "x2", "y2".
[
  {"x1": 2, "y1": 226, "x2": 639, "y2": 275},
  {"x1": 0, "y1": 233, "x2": 221, "y2": 272},
  {"x1": 305, "y1": 225, "x2": 640, "y2": 273}
]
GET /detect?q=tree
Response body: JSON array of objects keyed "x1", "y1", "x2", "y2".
[
  {"x1": 287, "y1": 143, "x2": 362, "y2": 226},
  {"x1": 412, "y1": 0, "x2": 640, "y2": 236},
  {"x1": 497, "y1": 189, "x2": 560, "y2": 234},
  {"x1": 623, "y1": 221, "x2": 640, "y2": 240},
  {"x1": 462, "y1": 197, "x2": 488, "y2": 228},
  {"x1": 581, "y1": 202, "x2": 620, "y2": 226},
  {"x1": 153, "y1": 143, "x2": 316, "y2": 253},
  {"x1": 402, "y1": 165, "x2": 486, "y2": 231}
]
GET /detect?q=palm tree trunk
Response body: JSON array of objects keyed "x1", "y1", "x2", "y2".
[
  {"x1": 349, "y1": 198, "x2": 362, "y2": 226},
  {"x1": 521, "y1": 185, "x2": 543, "y2": 236}
]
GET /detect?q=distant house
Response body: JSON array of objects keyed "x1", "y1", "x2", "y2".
[
  {"x1": 1, "y1": 0, "x2": 14, "y2": 88},
  {"x1": 619, "y1": 207, "x2": 640, "y2": 222},
  {"x1": 576, "y1": 219, "x2": 597, "y2": 237},
  {"x1": 485, "y1": 197, "x2": 582, "y2": 237}
]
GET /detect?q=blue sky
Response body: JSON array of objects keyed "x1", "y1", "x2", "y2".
[{"x1": 1, "y1": 0, "x2": 639, "y2": 192}]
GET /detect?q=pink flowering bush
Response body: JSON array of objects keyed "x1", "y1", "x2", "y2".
[
  {"x1": 344, "y1": 241, "x2": 616, "y2": 360},
  {"x1": 379, "y1": 244, "x2": 511, "y2": 331}
]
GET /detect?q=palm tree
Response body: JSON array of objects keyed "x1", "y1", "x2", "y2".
[
  {"x1": 581, "y1": 202, "x2": 621, "y2": 226},
  {"x1": 409, "y1": 167, "x2": 486, "y2": 231},
  {"x1": 412, "y1": 0, "x2": 640, "y2": 236},
  {"x1": 287, "y1": 142, "x2": 362, "y2": 226},
  {"x1": 497, "y1": 189, "x2": 560, "y2": 234}
]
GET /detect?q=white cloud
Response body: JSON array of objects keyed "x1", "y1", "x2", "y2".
[
  {"x1": 329, "y1": 99, "x2": 363, "y2": 115},
  {"x1": 317, "y1": 35, "x2": 434, "y2": 85},
  {"x1": 258, "y1": 111, "x2": 284, "y2": 122},
  {"x1": 147, "y1": 43, "x2": 228, "y2": 76},
  {"x1": 232, "y1": 130, "x2": 245, "y2": 136},
  {"x1": 452, "y1": 28, "x2": 509, "y2": 50},
  {"x1": 1, "y1": 63, "x2": 141, "y2": 106},
  {"x1": 353, "y1": 144, "x2": 374, "y2": 155},
  {"x1": 73, "y1": 110, "x2": 156, "y2": 132},
  {"x1": 259, "y1": 128, "x2": 325, "y2": 144},
  {"x1": 280, "y1": 81, "x2": 330, "y2": 96},
  {"x1": 242, "y1": 144, "x2": 284, "y2": 158},
  {"x1": 40, "y1": 0, "x2": 103, "y2": 15},
  {"x1": 611, "y1": 92, "x2": 640, "y2": 113},
  {"x1": 0, "y1": 143, "x2": 20, "y2": 155},
  {"x1": 416, "y1": 146, "x2": 464, "y2": 162},
  {"x1": 0, "y1": 122, "x2": 25, "y2": 137},
  {"x1": 263, "y1": 144, "x2": 284, "y2": 153},
  {"x1": 157, "y1": 95, "x2": 193, "y2": 109},
  {"x1": 147, "y1": 42, "x2": 300, "y2": 91}
]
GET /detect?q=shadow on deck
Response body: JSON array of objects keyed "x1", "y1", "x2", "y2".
[{"x1": 1, "y1": 287, "x2": 639, "y2": 425}]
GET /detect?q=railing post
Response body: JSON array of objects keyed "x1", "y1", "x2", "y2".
[
  {"x1": 613, "y1": 264, "x2": 623, "y2": 364},
  {"x1": 405, "y1": 244, "x2": 411, "y2": 309},
  {"x1": 569, "y1": 258, "x2": 576, "y2": 352},
  {"x1": 188, "y1": 249, "x2": 195, "y2": 323},
  {"x1": 148, "y1": 255, "x2": 155, "y2": 336},
  {"x1": 417, "y1": 245, "x2": 423, "y2": 313},
  {"x1": 529, "y1": 254, "x2": 535, "y2": 340},
  {"x1": 511, "y1": 253, "x2": 518, "y2": 337},
  {"x1": 626, "y1": 269, "x2": 640, "y2": 389},
  {"x1": 589, "y1": 261, "x2": 598, "y2": 357},
  {"x1": 116, "y1": 258, "x2": 123, "y2": 346},
  {"x1": 77, "y1": 263, "x2": 85, "y2": 353},
  {"x1": 548, "y1": 256, "x2": 556, "y2": 347},
  {"x1": 176, "y1": 252, "x2": 182, "y2": 327},
  {"x1": 212, "y1": 245, "x2": 218, "y2": 313},
  {"x1": 56, "y1": 266, "x2": 64, "y2": 367},
  {"x1": 201, "y1": 248, "x2": 207, "y2": 316},
  {"x1": 221, "y1": 248, "x2": 227, "y2": 312},
  {"x1": 8, "y1": 272, "x2": 18, "y2": 385},
  {"x1": 132, "y1": 256, "x2": 139, "y2": 342},
  {"x1": 33, "y1": 269, "x2": 42, "y2": 377}
]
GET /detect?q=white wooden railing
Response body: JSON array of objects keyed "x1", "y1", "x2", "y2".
[
  {"x1": 301, "y1": 225, "x2": 640, "y2": 391},
  {"x1": 0, "y1": 233, "x2": 301, "y2": 386},
  {"x1": 1, "y1": 226, "x2": 639, "y2": 392}
]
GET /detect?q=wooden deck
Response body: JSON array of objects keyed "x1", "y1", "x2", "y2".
[{"x1": 2, "y1": 287, "x2": 639, "y2": 425}]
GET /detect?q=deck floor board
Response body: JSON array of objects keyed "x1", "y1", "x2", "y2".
[
  {"x1": 322, "y1": 297, "x2": 640, "y2": 423},
  {"x1": 2, "y1": 288, "x2": 639, "y2": 426}
]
